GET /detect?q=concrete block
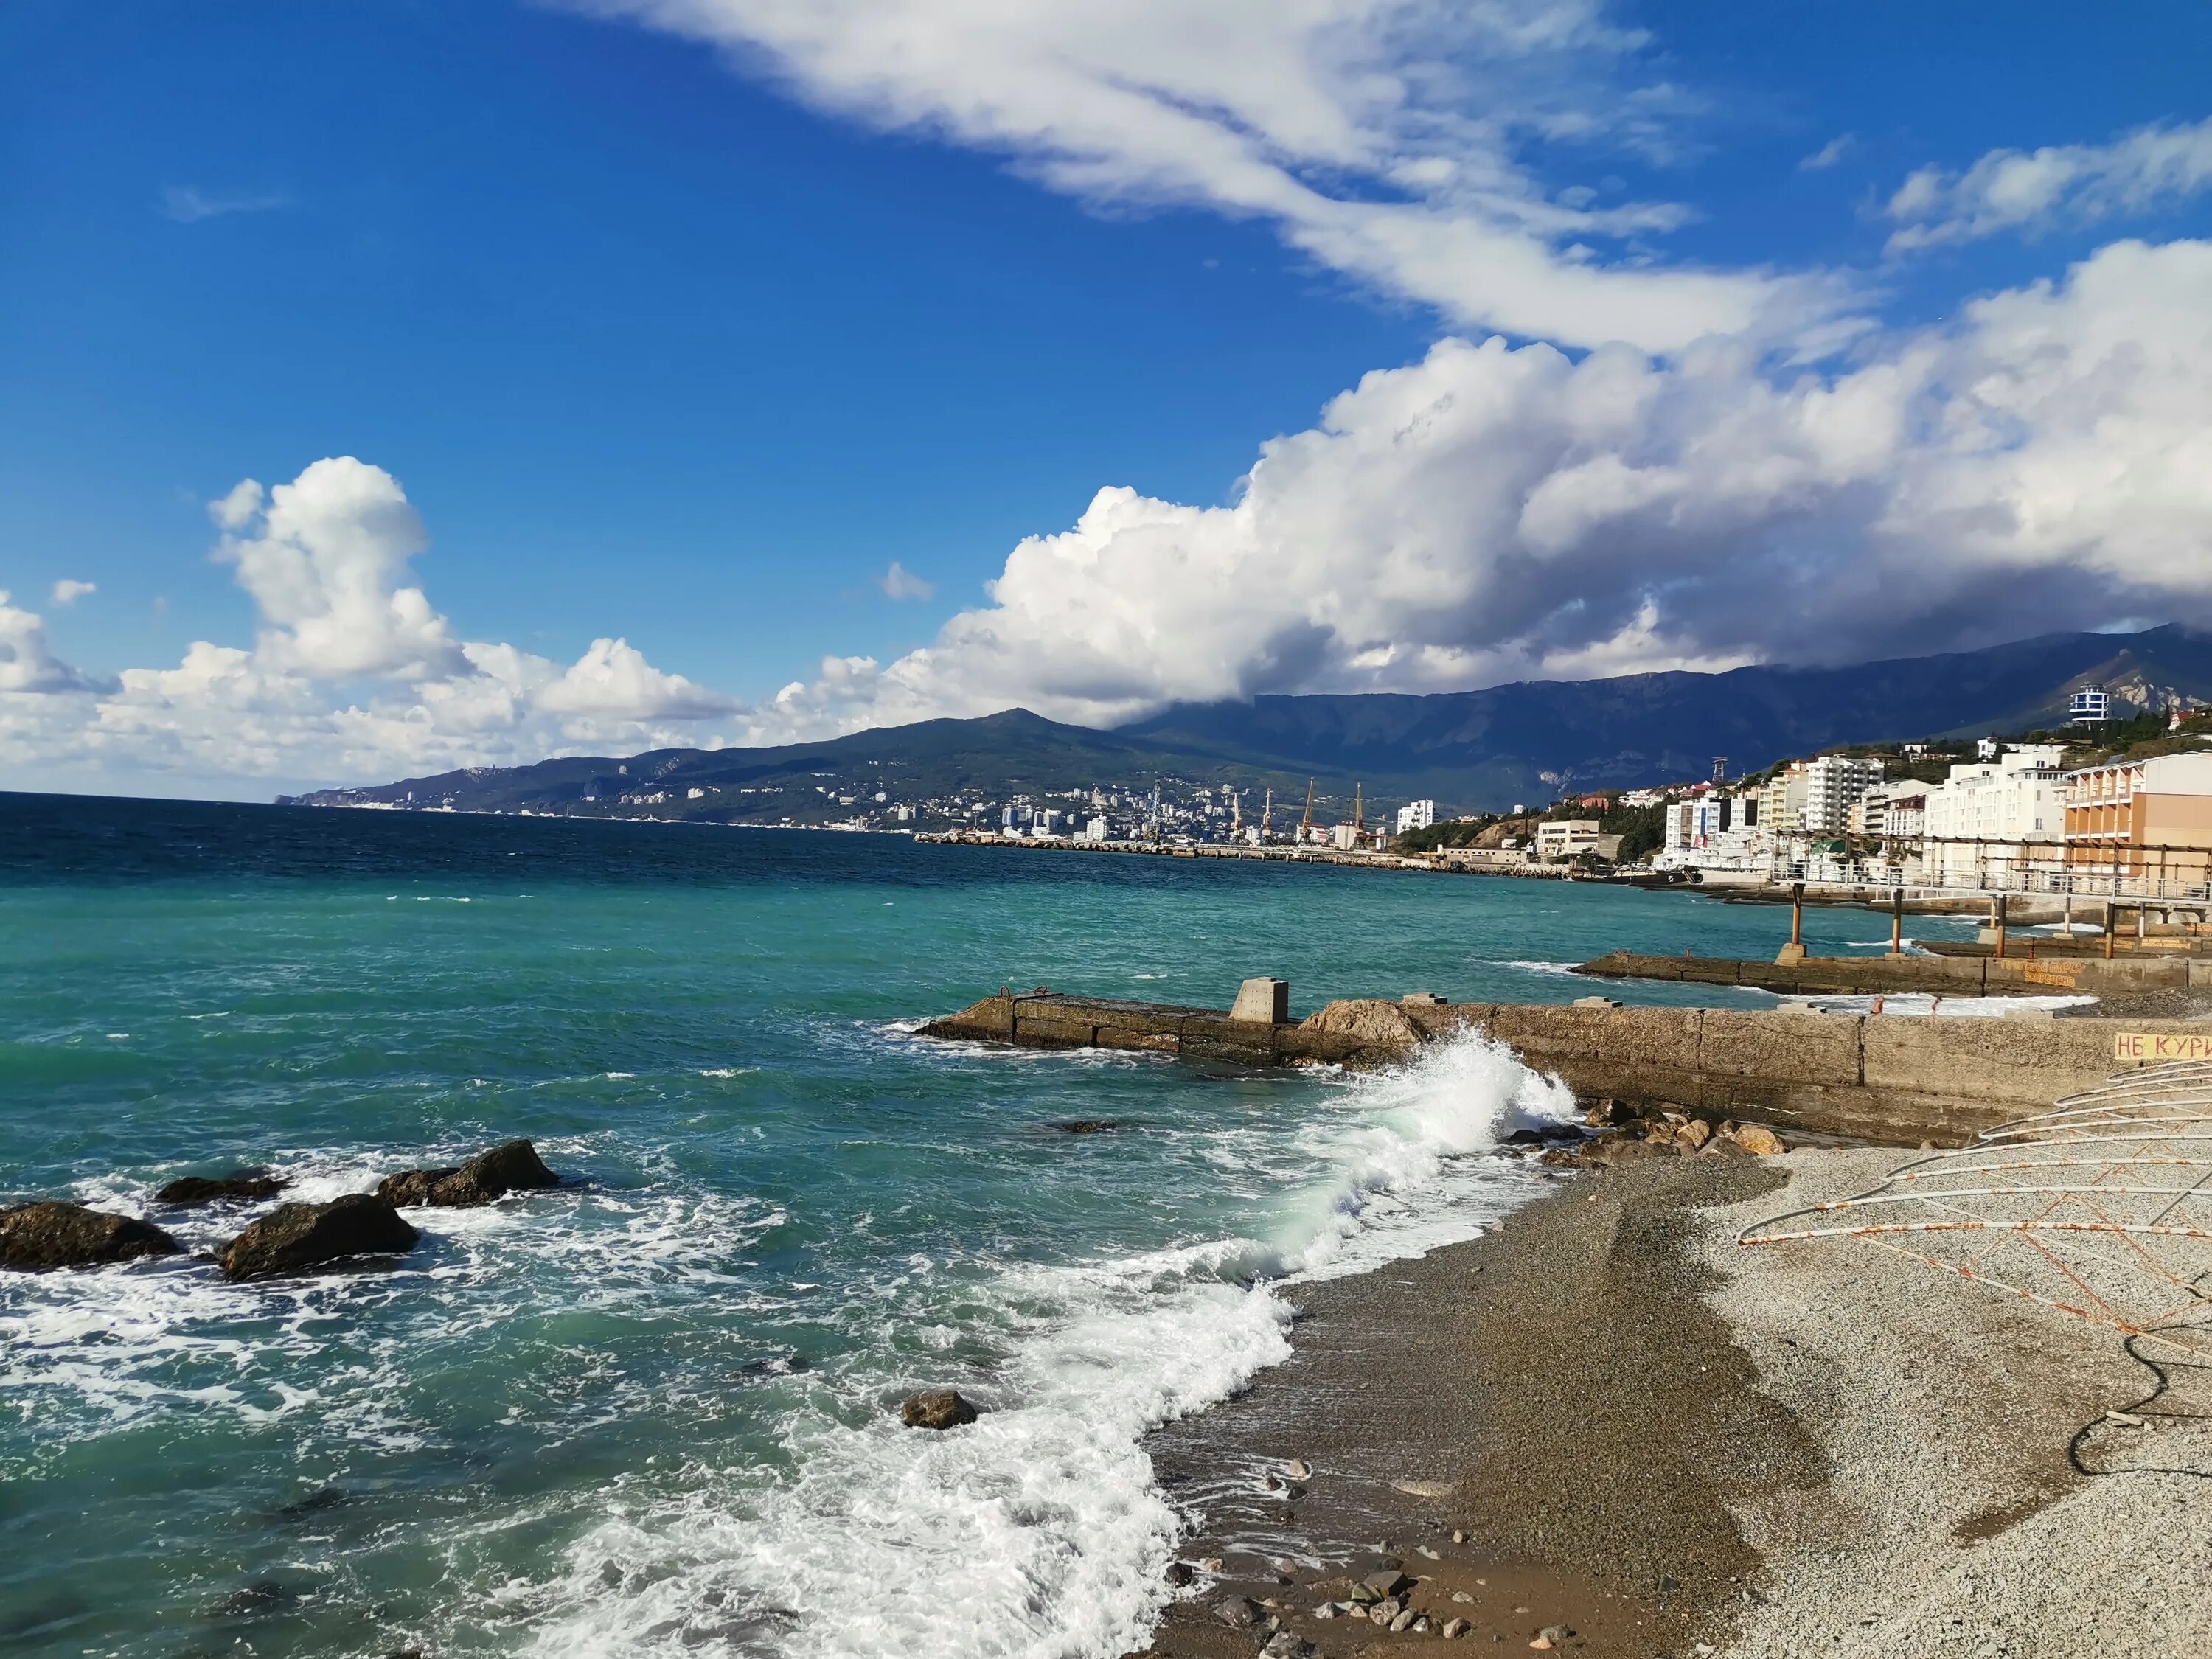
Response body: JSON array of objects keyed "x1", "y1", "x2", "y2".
[
  {"x1": 1012, "y1": 1015, "x2": 1097, "y2": 1048},
  {"x1": 1082, "y1": 1000, "x2": 1189, "y2": 1036},
  {"x1": 1861, "y1": 1016, "x2": 2115, "y2": 1107},
  {"x1": 1180, "y1": 1035, "x2": 1279, "y2": 1065},
  {"x1": 1699, "y1": 1008, "x2": 1860, "y2": 1087},
  {"x1": 1485, "y1": 1004, "x2": 1705, "y2": 1082},
  {"x1": 1092, "y1": 1026, "x2": 1177, "y2": 1053},
  {"x1": 1231, "y1": 977, "x2": 1290, "y2": 1023}
]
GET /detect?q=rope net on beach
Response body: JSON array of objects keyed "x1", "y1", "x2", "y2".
[{"x1": 1739, "y1": 1060, "x2": 2212, "y2": 1365}]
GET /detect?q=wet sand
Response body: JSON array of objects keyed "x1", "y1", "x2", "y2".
[
  {"x1": 1129, "y1": 1158, "x2": 1809, "y2": 1658},
  {"x1": 1128, "y1": 1148, "x2": 2212, "y2": 1658}
]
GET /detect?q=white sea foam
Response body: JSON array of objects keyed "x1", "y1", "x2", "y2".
[
  {"x1": 4, "y1": 1143, "x2": 784, "y2": 1475},
  {"x1": 1502, "y1": 959, "x2": 1582, "y2": 977},
  {"x1": 524, "y1": 1029, "x2": 1571, "y2": 1659}
]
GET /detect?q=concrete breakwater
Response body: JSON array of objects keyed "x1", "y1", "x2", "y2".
[
  {"x1": 918, "y1": 985, "x2": 2212, "y2": 1144},
  {"x1": 1571, "y1": 947, "x2": 2198, "y2": 998}
]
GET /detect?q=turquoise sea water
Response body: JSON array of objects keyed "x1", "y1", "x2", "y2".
[{"x1": 0, "y1": 795, "x2": 1961, "y2": 1658}]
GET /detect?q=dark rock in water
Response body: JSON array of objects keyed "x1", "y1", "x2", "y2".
[
  {"x1": 375, "y1": 1166, "x2": 460, "y2": 1208},
  {"x1": 1053, "y1": 1119, "x2": 1122, "y2": 1134},
  {"x1": 730, "y1": 1352, "x2": 810, "y2": 1381},
  {"x1": 220, "y1": 1194, "x2": 418, "y2": 1281},
  {"x1": 1211, "y1": 1596, "x2": 1264, "y2": 1629},
  {"x1": 1501, "y1": 1128, "x2": 1545, "y2": 1146},
  {"x1": 212, "y1": 1578, "x2": 296, "y2": 1616},
  {"x1": 156, "y1": 1169, "x2": 288, "y2": 1206},
  {"x1": 276, "y1": 1486, "x2": 346, "y2": 1520},
  {"x1": 1163, "y1": 1561, "x2": 1194, "y2": 1587},
  {"x1": 1, "y1": 1203, "x2": 182, "y2": 1270},
  {"x1": 900, "y1": 1388, "x2": 980, "y2": 1430},
  {"x1": 378, "y1": 1139, "x2": 558, "y2": 1208}
]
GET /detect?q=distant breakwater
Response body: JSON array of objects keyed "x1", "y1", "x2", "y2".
[{"x1": 920, "y1": 984, "x2": 2205, "y2": 1147}]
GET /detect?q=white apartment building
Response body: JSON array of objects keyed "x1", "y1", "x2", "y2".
[
  {"x1": 1534, "y1": 819, "x2": 1605, "y2": 860},
  {"x1": 1082, "y1": 815, "x2": 1110, "y2": 842},
  {"x1": 1848, "y1": 782, "x2": 1927, "y2": 840},
  {"x1": 1659, "y1": 787, "x2": 1764, "y2": 872},
  {"x1": 1395, "y1": 799, "x2": 1436, "y2": 834},
  {"x1": 1801, "y1": 754, "x2": 1882, "y2": 835},
  {"x1": 1920, "y1": 744, "x2": 2066, "y2": 887}
]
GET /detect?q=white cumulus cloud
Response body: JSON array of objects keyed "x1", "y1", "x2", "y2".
[
  {"x1": 1886, "y1": 113, "x2": 2212, "y2": 251},
  {"x1": 0, "y1": 460, "x2": 740, "y2": 796},
  {"x1": 596, "y1": 0, "x2": 1852, "y2": 354},
  {"x1": 880, "y1": 561, "x2": 935, "y2": 602},
  {"x1": 49, "y1": 579, "x2": 97, "y2": 605}
]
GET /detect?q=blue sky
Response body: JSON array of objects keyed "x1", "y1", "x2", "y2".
[{"x1": 4, "y1": 0, "x2": 2211, "y2": 795}]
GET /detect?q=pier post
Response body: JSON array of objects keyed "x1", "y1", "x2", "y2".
[
  {"x1": 1775, "y1": 881, "x2": 1809, "y2": 965},
  {"x1": 1992, "y1": 894, "x2": 2008, "y2": 961},
  {"x1": 1888, "y1": 886, "x2": 1905, "y2": 957},
  {"x1": 2104, "y1": 902, "x2": 2117, "y2": 959}
]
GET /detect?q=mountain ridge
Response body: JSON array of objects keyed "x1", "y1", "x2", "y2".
[{"x1": 285, "y1": 625, "x2": 2212, "y2": 824}]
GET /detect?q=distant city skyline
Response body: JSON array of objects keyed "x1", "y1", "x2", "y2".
[{"x1": 5, "y1": 1, "x2": 2212, "y2": 798}]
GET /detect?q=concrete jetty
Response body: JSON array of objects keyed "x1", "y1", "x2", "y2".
[
  {"x1": 919, "y1": 981, "x2": 2212, "y2": 1145},
  {"x1": 1570, "y1": 947, "x2": 2198, "y2": 998}
]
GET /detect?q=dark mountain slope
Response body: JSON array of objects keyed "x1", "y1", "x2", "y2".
[{"x1": 290, "y1": 627, "x2": 2212, "y2": 821}]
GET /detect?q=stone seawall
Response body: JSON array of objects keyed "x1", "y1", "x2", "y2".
[
  {"x1": 919, "y1": 988, "x2": 2207, "y2": 1145},
  {"x1": 1573, "y1": 948, "x2": 2196, "y2": 998}
]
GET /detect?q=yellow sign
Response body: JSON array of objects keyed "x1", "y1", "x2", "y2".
[{"x1": 2115, "y1": 1031, "x2": 2212, "y2": 1062}]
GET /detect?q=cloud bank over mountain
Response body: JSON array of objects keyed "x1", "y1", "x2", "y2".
[{"x1": 763, "y1": 237, "x2": 2212, "y2": 736}]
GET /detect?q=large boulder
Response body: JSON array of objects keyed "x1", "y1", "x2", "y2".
[
  {"x1": 900, "y1": 1388, "x2": 980, "y2": 1430},
  {"x1": 1296, "y1": 1000, "x2": 1427, "y2": 1049},
  {"x1": 156, "y1": 1169, "x2": 288, "y2": 1206},
  {"x1": 219, "y1": 1194, "x2": 419, "y2": 1281},
  {"x1": 377, "y1": 1139, "x2": 559, "y2": 1208},
  {"x1": 1731, "y1": 1123, "x2": 1788, "y2": 1156},
  {"x1": 1, "y1": 1203, "x2": 182, "y2": 1270}
]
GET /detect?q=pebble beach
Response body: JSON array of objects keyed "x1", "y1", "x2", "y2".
[{"x1": 1129, "y1": 1149, "x2": 2212, "y2": 1659}]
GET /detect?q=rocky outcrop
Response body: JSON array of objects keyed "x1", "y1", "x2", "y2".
[
  {"x1": 1, "y1": 1203, "x2": 182, "y2": 1270},
  {"x1": 1295, "y1": 1000, "x2": 1427, "y2": 1051},
  {"x1": 900, "y1": 1388, "x2": 979, "y2": 1430},
  {"x1": 375, "y1": 1166, "x2": 459, "y2": 1207},
  {"x1": 156, "y1": 1170, "x2": 288, "y2": 1206},
  {"x1": 219, "y1": 1194, "x2": 419, "y2": 1281},
  {"x1": 376, "y1": 1139, "x2": 559, "y2": 1208}
]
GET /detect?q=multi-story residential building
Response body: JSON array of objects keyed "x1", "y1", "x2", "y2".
[
  {"x1": 1921, "y1": 745, "x2": 2067, "y2": 886},
  {"x1": 2063, "y1": 751, "x2": 2212, "y2": 885},
  {"x1": 1395, "y1": 799, "x2": 1436, "y2": 834},
  {"x1": 1801, "y1": 754, "x2": 1882, "y2": 835},
  {"x1": 1849, "y1": 783, "x2": 1927, "y2": 841},
  {"x1": 1534, "y1": 819, "x2": 1607, "y2": 860},
  {"x1": 1659, "y1": 786, "x2": 1763, "y2": 872}
]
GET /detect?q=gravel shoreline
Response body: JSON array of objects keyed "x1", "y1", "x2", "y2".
[{"x1": 1127, "y1": 1146, "x2": 2212, "y2": 1658}]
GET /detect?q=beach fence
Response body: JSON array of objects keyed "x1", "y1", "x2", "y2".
[{"x1": 1741, "y1": 1059, "x2": 2212, "y2": 1388}]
